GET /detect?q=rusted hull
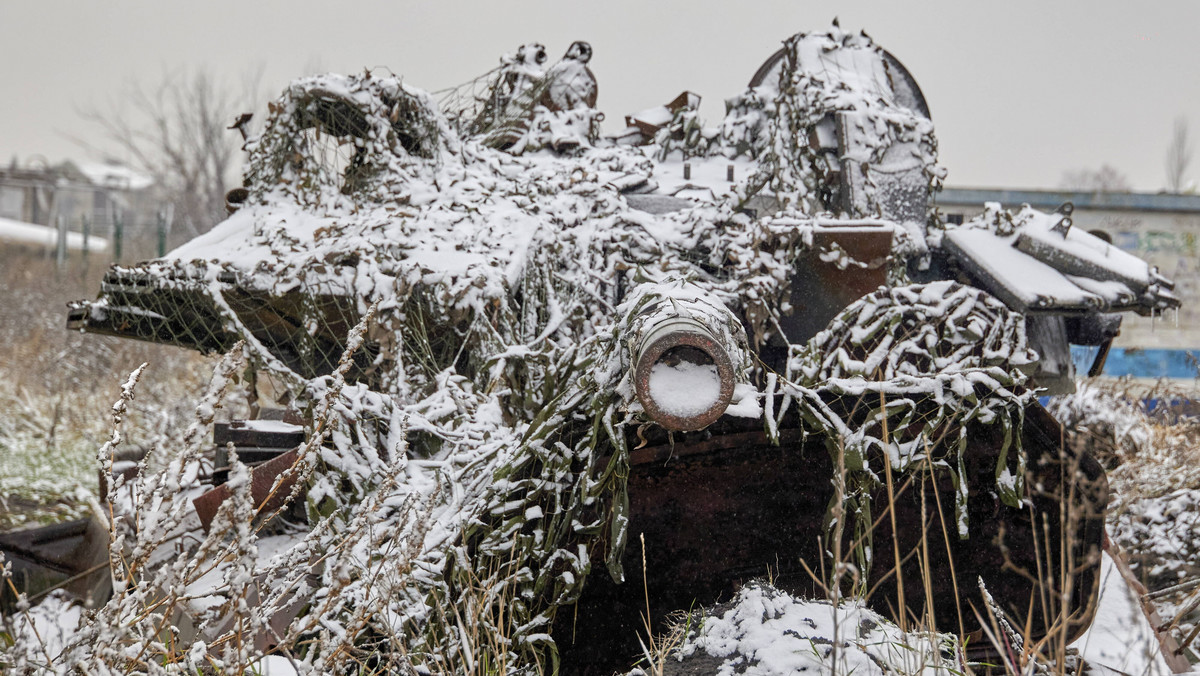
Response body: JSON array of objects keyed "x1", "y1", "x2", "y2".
[
  {"x1": 0, "y1": 517, "x2": 111, "y2": 612},
  {"x1": 553, "y1": 403, "x2": 1107, "y2": 672}
]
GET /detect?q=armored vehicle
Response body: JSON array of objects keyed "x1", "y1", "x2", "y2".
[{"x1": 65, "y1": 27, "x2": 1176, "y2": 673}]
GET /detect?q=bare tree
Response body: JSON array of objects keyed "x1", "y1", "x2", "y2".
[
  {"x1": 1166, "y1": 115, "x2": 1192, "y2": 193},
  {"x1": 76, "y1": 67, "x2": 260, "y2": 238},
  {"x1": 1059, "y1": 164, "x2": 1131, "y2": 192}
]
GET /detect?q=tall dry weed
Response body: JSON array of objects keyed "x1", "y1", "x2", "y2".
[{"x1": 1051, "y1": 377, "x2": 1200, "y2": 665}]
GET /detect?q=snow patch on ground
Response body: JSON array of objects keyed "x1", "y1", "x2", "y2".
[
  {"x1": 660, "y1": 582, "x2": 957, "y2": 676},
  {"x1": 1072, "y1": 552, "x2": 1174, "y2": 676},
  {"x1": 5, "y1": 591, "x2": 84, "y2": 665}
]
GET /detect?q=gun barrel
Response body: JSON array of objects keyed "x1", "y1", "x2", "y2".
[{"x1": 633, "y1": 314, "x2": 737, "y2": 431}]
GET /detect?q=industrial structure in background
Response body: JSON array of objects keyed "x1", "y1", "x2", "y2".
[
  {"x1": 939, "y1": 188, "x2": 1200, "y2": 379},
  {"x1": 0, "y1": 158, "x2": 166, "y2": 262}
]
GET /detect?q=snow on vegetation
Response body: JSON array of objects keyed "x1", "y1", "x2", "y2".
[
  {"x1": 1, "y1": 25, "x2": 1184, "y2": 675},
  {"x1": 1050, "y1": 379, "x2": 1200, "y2": 666},
  {"x1": 642, "y1": 581, "x2": 959, "y2": 676},
  {"x1": 788, "y1": 281, "x2": 1038, "y2": 538},
  {"x1": 0, "y1": 252, "x2": 210, "y2": 531},
  {"x1": 3, "y1": 592, "x2": 85, "y2": 667}
]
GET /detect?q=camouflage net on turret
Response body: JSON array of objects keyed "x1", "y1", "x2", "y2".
[
  {"x1": 783, "y1": 282, "x2": 1038, "y2": 581},
  {"x1": 57, "y1": 43, "x2": 1038, "y2": 676},
  {"x1": 721, "y1": 29, "x2": 945, "y2": 219}
]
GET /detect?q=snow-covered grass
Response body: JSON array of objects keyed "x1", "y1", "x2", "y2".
[
  {"x1": 3, "y1": 336, "x2": 1197, "y2": 674},
  {"x1": 0, "y1": 251, "x2": 214, "y2": 529},
  {"x1": 1049, "y1": 377, "x2": 1200, "y2": 666},
  {"x1": 640, "y1": 581, "x2": 959, "y2": 676},
  {"x1": 1, "y1": 322, "x2": 505, "y2": 675},
  {"x1": 614, "y1": 377, "x2": 1200, "y2": 675},
  {"x1": 5, "y1": 263, "x2": 1191, "y2": 674},
  {"x1": 2, "y1": 226, "x2": 1194, "y2": 674}
]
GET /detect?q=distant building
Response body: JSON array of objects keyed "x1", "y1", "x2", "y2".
[
  {"x1": 0, "y1": 157, "x2": 160, "y2": 258},
  {"x1": 937, "y1": 187, "x2": 1200, "y2": 377}
]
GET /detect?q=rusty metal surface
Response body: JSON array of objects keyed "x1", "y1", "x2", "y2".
[
  {"x1": 869, "y1": 403, "x2": 1106, "y2": 650},
  {"x1": 626, "y1": 428, "x2": 805, "y2": 467},
  {"x1": 623, "y1": 91, "x2": 698, "y2": 141},
  {"x1": 554, "y1": 403, "x2": 1107, "y2": 672},
  {"x1": 192, "y1": 449, "x2": 301, "y2": 533},
  {"x1": 555, "y1": 429, "x2": 834, "y2": 674},
  {"x1": 778, "y1": 228, "x2": 895, "y2": 344}
]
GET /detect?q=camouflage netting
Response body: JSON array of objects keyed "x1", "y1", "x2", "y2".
[
  {"x1": 437, "y1": 41, "x2": 603, "y2": 153},
  {"x1": 719, "y1": 30, "x2": 945, "y2": 221},
  {"x1": 50, "y1": 30, "x2": 1048, "y2": 676},
  {"x1": 784, "y1": 282, "x2": 1038, "y2": 579}
]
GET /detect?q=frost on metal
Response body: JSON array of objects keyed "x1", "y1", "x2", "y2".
[{"x1": 941, "y1": 202, "x2": 1179, "y2": 314}]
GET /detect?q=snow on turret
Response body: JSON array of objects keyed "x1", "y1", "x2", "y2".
[
  {"x1": 542, "y1": 40, "x2": 598, "y2": 111},
  {"x1": 51, "y1": 26, "x2": 1167, "y2": 674}
]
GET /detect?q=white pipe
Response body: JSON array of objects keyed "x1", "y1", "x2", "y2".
[{"x1": 0, "y1": 216, "x2": 110, "y2": 253}]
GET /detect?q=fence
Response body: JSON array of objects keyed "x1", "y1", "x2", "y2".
[{"x1": 0, "y1": 207, "x2": 181, "y2": 273}]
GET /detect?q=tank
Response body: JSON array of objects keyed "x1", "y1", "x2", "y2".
[{"x1": 64, "y1": 27, "x2": 1177, "y2": 673}]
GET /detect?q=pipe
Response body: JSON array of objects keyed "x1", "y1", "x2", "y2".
[
  {"x1": 225, "y1": 188, "x2": 249, "y2": 215},
  {"x1": 632, "y1": 311, "x2": 737, "y2": 432}
]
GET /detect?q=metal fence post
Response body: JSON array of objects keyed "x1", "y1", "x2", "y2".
[
  {"x1": 113, "y1": 210, "x2": 124, "y2": 263},
  {"x1": 157, "y1": 209, "x2": 167, "y2": 257},
  {"x1": 82, "y1": 214, "x2": 91, "y2": 258},
  {"x1": 81, "y1": 213, "x2": 91, "y2": 276},
  {"x1": 56, "y1": 214, "x2": 67, "y2": 269}
]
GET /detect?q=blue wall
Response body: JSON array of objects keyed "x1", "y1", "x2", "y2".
[{"x1": 1071, "y1": 346, "x2": 1200, "y2": 379}]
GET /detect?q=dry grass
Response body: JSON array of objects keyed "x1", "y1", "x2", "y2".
[
  {"x1": 4, "y1": 253, "x2": 1198, "y2": 673},
  {"x1": 1053, "y1": 378, "x2": 1200, "y2": 665},
  {"x1": 0, "y1": 248, "x2": 214, "y2": 529},
  {"x1": 640, "y1": 380, "x2": 1199, "y2": 676}
]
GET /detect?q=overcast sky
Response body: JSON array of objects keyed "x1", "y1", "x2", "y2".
[{"x1": 2, "y1": 1, "x2": 1197, "y2": 191}]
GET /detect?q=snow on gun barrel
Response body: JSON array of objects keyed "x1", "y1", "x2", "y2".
[
  {"x1": 46, "y1": 24, "x2": 1184, "y2": 676},
  {"x1": 626, "y1": 282, "x2": 751, "y2": 431}
]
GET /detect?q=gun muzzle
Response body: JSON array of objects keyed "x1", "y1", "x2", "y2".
[{"x1": 633, "y1": 314, "x2": 737, "y2": 431}]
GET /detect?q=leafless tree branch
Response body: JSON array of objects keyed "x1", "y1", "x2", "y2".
[
  {"x1": 1058, "y1": 164, "x2": 1131, "y2": 193},
  {"x1": 1166, "y1": 116, "x2": 1192, "y2": 193},
  {"x1": 75, "y1": 66, "x2": 262, "y2": 238}
]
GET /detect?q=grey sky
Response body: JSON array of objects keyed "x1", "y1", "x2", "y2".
[{"x1": 2, "y1": 0, "x2": 1197, "y2": 191}]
